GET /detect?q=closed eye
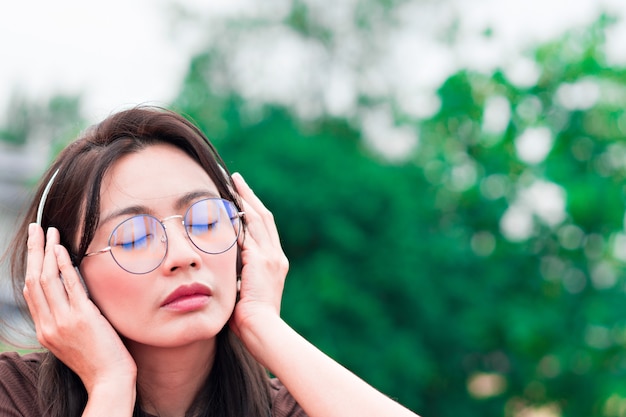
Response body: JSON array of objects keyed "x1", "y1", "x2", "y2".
[
  {"x1": 114, "y1": 234, "x2": 155, "y2": 251},
  {"x1": 187, "y1": 221, "x2": 219, "y2": 235}
]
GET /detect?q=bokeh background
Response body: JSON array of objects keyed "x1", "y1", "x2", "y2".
[{"x1": 2, "y1": 1, "x2": 626, "y2": 416}]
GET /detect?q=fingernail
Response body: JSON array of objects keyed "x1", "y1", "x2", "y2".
[
  {"x1": 46, "y1": 227, "x2": 58, "y2": 241},
  {"x1": 28, "y1": 223, "x2": 36, "y2": 238}
]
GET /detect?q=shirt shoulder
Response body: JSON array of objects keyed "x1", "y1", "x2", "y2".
[
  {"x1": 0, "y1": 351, "x2": 44, "y2": 417},
  {"x1": 270, "y1": 378, "x2": 308, "y2": 417}
]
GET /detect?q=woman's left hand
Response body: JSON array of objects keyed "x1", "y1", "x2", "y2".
[{"x1": 229, "y1": 172, "x2": 289, "y2": 343}]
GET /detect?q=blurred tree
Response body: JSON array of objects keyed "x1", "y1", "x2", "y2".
[
  {"x1": 172, "y1": 8, "x2": 626, "y2": 417},
  {"x1": 0, "y1": 92, "x2": 85, "y2": 151},
  {"x1": 0, "y1": 93, "x2": 34, "y2": 146}
]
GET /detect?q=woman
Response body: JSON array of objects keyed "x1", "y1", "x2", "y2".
[{"x1": 0, "y1": 107, "x2": 419, "y2": 417}]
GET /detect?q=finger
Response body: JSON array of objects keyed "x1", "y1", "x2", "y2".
[
  {"x1": 238, "y1": 197, "x2": 281, "y2": 251},
  {"x1": 54, "y1": 244, "x2": 89, "y2": 307},
  {"x1": 24, "y1": 223, "x2": 44, "y2": 285},
  {"x1": 232, "y1": 172, "x2": 263, "y2": 209},
  {"x1": 232, "y1": 173, "x2": 281, "y2": 247},
  {"x1": 23, "y1": 223, "x2": 51, "y2": 318},
  {"x1": 39, "y1": 228, "x2": 70, "y2": 311}
]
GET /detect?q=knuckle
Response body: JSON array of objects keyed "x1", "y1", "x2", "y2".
[
  {"x1": 37, "y1": 325, "x2": 55, "y2": 346},
  {"x1": 262, "y1": 208, "x2": 274, "y2": 220},
  {"x1": 26, "y1": 237, "x2": 39, "y2": 251},
  {"x1": 56, "y1": 255, "x2": 70, "y2": 270},
  {"x1": 63, "y1": 276, "x2": 77, "y2": 291},
  {"x1": 39, "y1": 273, "x2": 52, "y2": 289},
  {"x1": 268, "y1": 254, "x2": 288, "y2": 271},
  {"x1": 55, "y1": 318, "x2": 73, "y2": 335},
  {"x1": 24, "y1": 273, "x2": 36, "y2": 288}
]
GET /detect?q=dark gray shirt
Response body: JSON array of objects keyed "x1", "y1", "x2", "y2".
[{"x1": 0, "y1": 351, "x2": 306, "y2": 417}]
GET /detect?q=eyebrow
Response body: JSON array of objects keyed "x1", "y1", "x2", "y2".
[{"x1": 99, "y1": 190, "x2": 221, "y2": 227}]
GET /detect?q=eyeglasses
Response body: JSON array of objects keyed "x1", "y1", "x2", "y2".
[{"x1": 84, "y1": 198, "x2": 244, "y2": 274}]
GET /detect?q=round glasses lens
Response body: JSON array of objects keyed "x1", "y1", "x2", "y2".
[
  {"x1": 185, "y1": 199, "x2": 241, "y2": 254},
  {"x1": 109, "y1": 215, "x2": 166, "y2": 274}
]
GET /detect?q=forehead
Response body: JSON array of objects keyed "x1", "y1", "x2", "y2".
[{"x1": 100, "y1": 143, "x2": 218, "y2": 210}]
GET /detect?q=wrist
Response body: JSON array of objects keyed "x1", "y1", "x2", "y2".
[
  {"x1": 84, "y1": 377, "x2": 136, "y2": 417},
  {"x1": 234, "y1": 311, "x2": 288, "y2": 364},
  {"x1": 82, "y1": 361, "x2": 137, "y2": 393}
]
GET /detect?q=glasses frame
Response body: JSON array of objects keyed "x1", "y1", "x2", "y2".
[{"x1": 83, "y1": 198, "x2": 245, "y2": 274}]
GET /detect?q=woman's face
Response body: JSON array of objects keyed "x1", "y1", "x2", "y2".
[{"x1": 80, "y1": 143, "x2": 238, "y2": 349}]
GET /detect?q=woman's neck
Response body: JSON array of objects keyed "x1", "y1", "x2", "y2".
[{"x1": 127, "y1": 338, "x2": 217, "y2": 417}]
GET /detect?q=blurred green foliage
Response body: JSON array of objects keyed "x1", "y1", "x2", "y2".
[
  {"x1": 171, "y1": 13, "x2": 626, "y2": 417},
  {"x1": 0, "y1": 93, "x2": 84, "y2": 148}
]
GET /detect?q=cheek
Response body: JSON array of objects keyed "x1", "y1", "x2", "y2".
[
  {"x1": 202, "y1": 250, "x2": 239, "y2": 317},
  {"x1": 209, "y1": 250, "x2": 239, "y2": 292},
  {"x1": 80, "y1": 261, "x2": 144, "y2": 318}
]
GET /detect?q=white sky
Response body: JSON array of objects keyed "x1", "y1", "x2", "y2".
[{"x1": 0, "y1": 0, "x2": 623, "y2": 124}]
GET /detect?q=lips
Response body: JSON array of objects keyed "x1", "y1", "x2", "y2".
[{"x1": 161, "y1": 283, "x2": 212, "y2": 307}]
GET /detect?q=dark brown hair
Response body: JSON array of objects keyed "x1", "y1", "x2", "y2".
[{"x1": 5, "y1": 107, "x2": 271, "y2": 417}]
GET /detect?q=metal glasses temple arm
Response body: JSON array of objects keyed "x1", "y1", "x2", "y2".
[{"x1": 84, "y1": 247, "x2": 112, "y2": 257}]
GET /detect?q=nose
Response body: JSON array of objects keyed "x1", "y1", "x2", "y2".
[{"x1": 160, "y1": 216, "x2": 202, "y2": 273}]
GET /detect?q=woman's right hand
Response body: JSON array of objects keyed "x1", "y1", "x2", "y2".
[{"x1": 23, "y1": 224, "x2": 137, "y2": 397}]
